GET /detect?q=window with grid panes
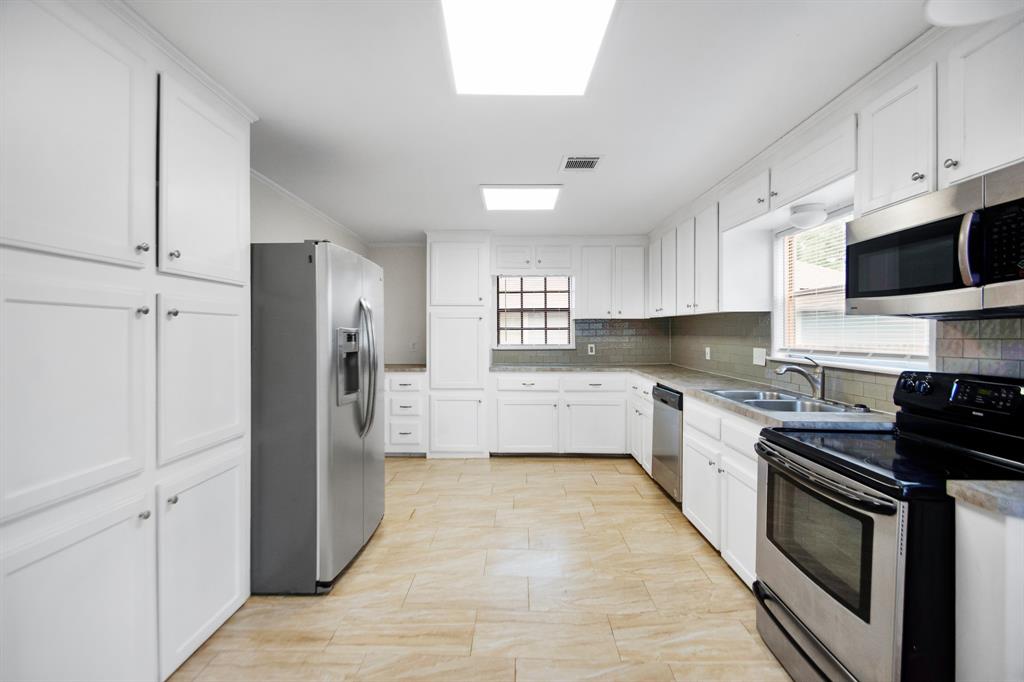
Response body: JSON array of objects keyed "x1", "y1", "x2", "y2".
[
  {"x1": 496, "y1": 275, "x2": 574, "y2": 347},
  {"x1": 777, "y1": 219, "x2": 930, "y2": 363}
]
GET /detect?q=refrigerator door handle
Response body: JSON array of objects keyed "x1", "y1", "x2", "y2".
[
  {"x1": 358, "y1": 298, "x2": 372, "y2": 437},
  {"x1": 364, "y1": 299, "x2": 379, "y2": 434}
]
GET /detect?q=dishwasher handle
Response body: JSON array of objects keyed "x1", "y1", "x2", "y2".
[{"x1": 652, "y1": 385, "x2": 683, "y2": 409}]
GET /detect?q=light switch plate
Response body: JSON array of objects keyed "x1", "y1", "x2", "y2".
[
  {"x1": 587, "y1": 344, "x2": 596, "y2": 355},
  {"x1": 753, "y1": 347, "x2": 767, "y2": 366},
  {"x1": 705, "y1": 346, "x2": 711, "y2": 360}
]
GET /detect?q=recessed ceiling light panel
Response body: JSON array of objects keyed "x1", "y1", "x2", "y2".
[
  {"x1": 442, "y1": 0, "x2": 615, "y2": 96},
  {"x1": 481, "y1": 185, "x2": 561, "y2": 211}
]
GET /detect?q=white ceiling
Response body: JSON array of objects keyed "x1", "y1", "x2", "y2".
[{"x1": 130, "y1": 0, "x2": 930, "y2": 243}]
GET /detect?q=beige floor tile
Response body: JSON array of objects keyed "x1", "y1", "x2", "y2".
[
  {"x1": 403, "y1": 573, "x2": 529, "y2": 611},
  {"x1": 352, "y1": 548, "x2": 486, "y2": 576},
  {"x1": 644, "y1": 579, "x2": 755, "y2": 616},
  {"x1": 484, "y1": 548, "x2": 592, "y2": 577},
  {"x1": 582, "y1": 551, "x2": 711, "y2": 583},
  {"x1": 622, "y1": 530, "x2": 711, "y2": 555},
  {"x1": 169, "y1": 644, "x2": 217, "y2": 681},
  {"x1": 471, "y1": 610, "x2": 620, "y2": 662},
  {"x1": 495, "y1": 508, "x2": 584, "y2": 529},
  {"x1": 529, "y1": 528, "x2": 629, "y2": 552},
  {"x1": 405, "y1": 508, "x2": 496, "y2": 527},
  {"x1": 580, "y1": 510, "x2": 679, "y2": 533},
  {"x1": 428, "y1": 526, "x2": 529, "y2": 550},
  {"x1": 529, "y1": 575, "x2": 657, "y2": 614},
  {"x1": 195, "y1": 650, "x2": 365, "y2": 681},
  {"x1": 516, "y1": 658, "x2": 676, "y2": 682},
  {"x1": 325, "y1": 609, "x2": 476, "y2": 656},
  {"x1": 361, "y1": 523, "x2": 437, "y2": 549},
  {"x1": 353, "y1": 653, "x2": 514, "y2": 681},
  {"x1": 431, "y1": 493, "x2": 515, "y2": 511},
  {"x1": 202, "y1": 627, "x2": 335, "y2": 653},
  {"x1": 323, "y1": 573, "x2": 416, "y2": 611},
  {"x1": 610, "y1": 613, "x2": 773, "y2": 663},
  {"x1": 669, "y1": 661, "x2": 791, "y2": 681},
  {"x1": 512, "y1": 495, "x2": 596, "y2": 513},
  {"x1": 416, "y1": 481, "x2": 493, "y2": 496}
]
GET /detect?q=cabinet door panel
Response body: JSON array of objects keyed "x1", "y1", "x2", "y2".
[
  {"x1": 429, "y1": 311, "x2": 485, "y2": 389},
  {"x1": 534, "y1": 245, "x2": 573, "y2": 270},
  {"x1": 0, "y1": 0, "x2": 153, "y2": 267},
  {"x1": 497, "y1": 399, "x2": 559, "y2": 452},
  {"x1": 158, "y1": 295, "x2": 245, "y2": 465},
  {"x1": 858, "y1": 66, "x2": 936, "y2": 213},
  {"x1": 430, "y1": 396, "x2": 484, "y2": 453},
  {"x1": 718, "y1": 170, "x2": 770, "y2": 231},
  {"x1": 942, "y1": 18, "x2": 1024, "y2": 186},
  {"x1": 494, "y1": 244, "x2": 533, "y2": 271},
  {"x1": 159, "y1": 76, "x2": 249, "y2": 285},
  {"x1": 430, "y1": 242, "x2": 487, "y2": 305},
  {"x1": 660, "y1": 231, "x2": 677, "y2": 316},
  {"x1": 648, "y1": 237, "x2": 662, "y2": 316},
  {"x1": 158, "y1": 454, "x2": 246, "y2": 679},
  {"x1": 615, "y1": 245, "x2": 645, "y2": 318},
  {"x1": 682, "y1": 437, "x2": 720, "y2": 548},
  {"x1": 565, "y1": 399, "x2": 626, "y2": 454},
  {"x1": 693, "y1": 204, "x2": 719, "y2": 313},
  {"x1": 720, "y1": 451, "x2": 758, "y2": 587},
  {"x1": 676, "y1": 218, "x2": 696, "y2": 315},
  {"x1": 579, "y1": 246, "x2": 613, "y2": 319},
  {"x1": 0, "y1": 280, "x2": 149, "y2": 519},
  {"x1": 769, "y1": 117, "x2": 856, "y2": 209},
  {"x1": 1, "y1": 496, "x2": 157, "y2": 681}
]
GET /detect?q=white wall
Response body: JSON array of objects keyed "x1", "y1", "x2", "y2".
[
  {"x1": 367, "y1": 244, "x2": 427, "y2": 365},
  {"x1": 251, "y1": 170, "x2": 367, "y2": 255}
]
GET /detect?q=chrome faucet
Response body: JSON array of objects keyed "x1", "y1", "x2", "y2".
[{"x1": 775, "y1": 356, "x2": 824, "y2": 400}]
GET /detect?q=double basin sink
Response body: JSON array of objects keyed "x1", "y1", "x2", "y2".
[{"x1": 708, "y1": 389, "x2": 867, "y2": 413}]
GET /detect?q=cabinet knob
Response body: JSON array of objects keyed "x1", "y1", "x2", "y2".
[
  {"x1": 168, "y1": 249, "x2": 181, "y2": 259},
  {"x1": 607, "y1": 310, "x2": 611, "y2": 314},
  {"x1": 537, "y1": 260, "x2": 542, "y2": 264},
  {"x1": 168, "y1": 494, "x2": 179, "y2": 505},
  {"x1": 478, "y1": 297, "x2": 483, "y2": 301},
  {"x1": 138, "y1": 510, "x2": 151, "y2": 520},
  {"x1": 943, "y1": 158, "x2": 959, "y2": 169},
  {"x1": 167, "y1": 308, "x2": 180, "y2": 317},
  {"x1": 526, "y1": 259, "x2": 531, "y2": 264},
  {"x1": 618, "y1": 310, "x2": 622, "y2": 314},
  {"x1": 756, "y1": 197, "x2": 765, "y2": 204},
  {"x1": 769, "y1": 191, "x2": 778, "y2": 197},
  {"x1": 717, "y1": 467, "x2": 724, "y2": 474},
  {"x1": 135, "y1": 242, "x2": 150, "y2": 253},
  {"x1": 707, "y1": 460, "x2": 714, "y2": 466},
  {"x1": 686, "y1": 303, "x2": 693, "y2": 308},
  {"x1": 136, "y1": 306, "x2": 150, "y2": 316},
  {"x1": 910, "y1": 171, "x2": 925, "y2": 181}
]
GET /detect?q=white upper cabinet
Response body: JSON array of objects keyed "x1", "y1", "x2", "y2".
[
  {"x1": 430, "y1": 241, "x2": 488, "y2": 306},
  {"x1": 675, "y1": 218, "x2": 696, "y2": 315},
  {"x1": 494, "y1": 244, "x2": 533, "y2": 271},
  {"x1": 648, "y1": 237, "x2": 662, "y2": 316},
  {"x1": 718, "y1": 170, "x2": 770, "y2": 231},
  {"x1": 693, "y1": 204, "x2": 720, "y2": 314},
  {"x1": 615, "y1": 245, "x2": 646, "y2": 319},
  {"x1": 659, "y1": 231, "x2": 677, "y2": 316},
  {"x1": 534, "y1": 245, "x2": 573, "y2": 270},
  {"x1": 159, "y1": 76, "x2": 249, "y2": 285},
  {"x1": 158, "y1": 295, "x2": 245, "y2": 466},
  {"x1": 941, "y1": 17, "x2": 1024, "y2": 186},
  {"x1": 0, "y1": 280, "x2": 150, "y2": 520},
  {"x1": 579, "y1": 245, "x2": 614, "y2": 318},
  {"x1": 769, "y1": 116, "x2": 856, "y2": 209},
  {"x1": 0, "y1": 1, "x2": 154, "y2": 268},
  {"x1": 857, "y1": 66, "x2": 937, "y2": 214},
  {"x1": 492, "y1": 243, "x2": 573, "y2": 273},
  {"x1": 429, "y1": 311, "x2": 486, "y2": 389}
]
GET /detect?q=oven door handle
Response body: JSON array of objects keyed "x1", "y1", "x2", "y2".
[
  {"x1": 958, "y1": 210, "x2": 981, "y2": 287},
  {"x1": 755, "y1": 440, "x2": 898, "y2": 515},
  {"x1": 753, "y1": 581, "x2": 858, "y2": 682}
]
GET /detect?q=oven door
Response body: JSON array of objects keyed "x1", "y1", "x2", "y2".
[{"x1": 755, "y1": 439, "x2": 908, "y2": 682}]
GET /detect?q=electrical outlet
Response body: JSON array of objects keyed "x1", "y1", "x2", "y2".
[
  {"x1": 753, "y1": 347, "x2": 767, "y2": 366},
  {"x1": 705, "y1": 346, "x2": 711, "y2": 360},
  {"x1": 587, "y1": 344, "x2": 596, "y2": 355}
]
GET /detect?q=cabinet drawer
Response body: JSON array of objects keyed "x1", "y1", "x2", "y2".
[
  {"x1": 684, "y1": 400, "x2": 722, "y2": 440},
  {"x1": 389, "y1": 420, "x2": 423, "y2": 445},
  {"x1": 388, "y1": 374, "x2": 424, "y2": 392},
  {"x1": 628, "y1": 376, "x2": 655, "y2": 402},
  {"x1": 389, "y1": 396, "x2": 423, "y2": 416},
  {"x1": 721, "y1": 416, "x2": 762, "y2": 461},
  {"x1": 496, "y1": 374, "x2": 560, "y2": 391},
  {"x1": 562, "y1": 374, "x2": 626, "y2": 392}
]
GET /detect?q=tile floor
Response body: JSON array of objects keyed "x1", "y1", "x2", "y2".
[{"x1": 172, "y1": 456, "x2": 790, "y2": 681}]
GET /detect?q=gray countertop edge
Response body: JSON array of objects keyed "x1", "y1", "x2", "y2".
[
  {"x1": 947, "y1": 480, "x2": 1024, "y2": 518},
  {"x1": 384, "y1": 364, "x2": 427, "y2": 373}
]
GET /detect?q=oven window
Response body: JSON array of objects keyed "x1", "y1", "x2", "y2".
[{"x1": 766, "y1": 469, "x2": 874, "y2": 622}]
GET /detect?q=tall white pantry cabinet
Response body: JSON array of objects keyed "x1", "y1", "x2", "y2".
[{"x1": 0, "y1": 2, "x2": 255, "y2": 681}]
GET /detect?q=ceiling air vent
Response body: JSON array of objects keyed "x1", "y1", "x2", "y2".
[{"x1": 560, "y1": 155, "x2": 601, "y2": 172}]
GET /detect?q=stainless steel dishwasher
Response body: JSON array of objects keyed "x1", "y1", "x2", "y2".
[{"x1": 651, "y1": 385, "x2": 684, "y2": 502}]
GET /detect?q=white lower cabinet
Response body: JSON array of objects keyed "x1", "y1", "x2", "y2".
[
  {"x1": 1, "y1": 496, "x2": 158, "y2": 681},
  {"x1": 565, "y1": 399, "x2": 627, "y2": 454},
  {"x1": 682, "y1": 434, "x2": 722, "y2": 548},
  {"x1": 719, "y1": 449, "x2": 758, "y2": 587},
  {"x1": 628, "y1": 401, "x2": 653, "y2": 474},
  {"x1": 497, "y1": 398, "x2": 560, "y2": 453},
  {"x1": 157, "y1": 454, "x2": 246, "y2": 679},
  {"x1": 430, "y1": 394, "x2": 485, "y2": 455}
]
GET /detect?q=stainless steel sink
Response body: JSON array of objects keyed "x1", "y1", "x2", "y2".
[
  {"x1": 742, "y1": 399, "x2": 850, "y2": 413},
  {"x1": 710, "y1": 389, "x2": 798, "y2": 401}
]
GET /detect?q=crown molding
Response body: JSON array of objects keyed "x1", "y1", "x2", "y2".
[
  {"x1": 103, "y1": 0, "x2": 258, "y2": 123},
  {"x1": 367, "y1": 241, "x2": 428, "y2": 248},
  {"x1": 250, "y1": 169, "x2": 368, "y2": 246}
]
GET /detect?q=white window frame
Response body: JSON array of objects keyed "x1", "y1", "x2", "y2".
[
  {"x1": 492, "y1": 274, "x2": 576, "y2": 350},
  {"x1": 770, "y1": 219, "x2": 936, "y2": 375}
]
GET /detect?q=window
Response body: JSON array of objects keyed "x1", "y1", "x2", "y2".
[
  {"x1": 776, "y1": 219, "x2": 930, "y2": 366},
  {"x1": 496, "y1": 275, "x2": 574, "y2": 347}
]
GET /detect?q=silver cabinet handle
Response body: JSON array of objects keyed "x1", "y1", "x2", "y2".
[
  {"x1": 769, "y1": 190, "x2": 778, "y2": 197},
  {"x1": 588, "y1": 383, "x2": 602, "y2": 387},
  {"x1": 168, "y1": 249, "x2": 181, "y2": 259},
  {"x1": 138, "y1": 510, "x2": 151, "y2": 520},
  {"x1": 167, "y1": 309, "x2": 180, "y2": 317},
  {"x1": 168, "y1": 495, "x2": 179, "y2": 504},
  {"x1": 717, "y1": 467, "x2": 724, "y2": 474},
  {"x1": 756, "y1": 197, "x2": 765, "y2": 204},
  {"x1": 632, "y1": 385, "x2": 638, "y2": 389},
  {"x1": 399, "y1": 404, "x2": 413, "y2": 409},
  {"x1": 707, "y1": 460, "x2": 714, "y2": 467},
  {"x1": 136, "y1": 242, "x2": 150, "y2": 253},
  {"x1": 642, "y1": 390, "x2": 649, "y2": 395},
  {"x1": 136, "y1": 306, "x2": 150, "y2": 315},
  {"x1": 398, "y1": 431, "x2": 412, "y2": 436},
  {"x1": 398, "y1": 383, "x2": 412, "y2": 387},
  {"x1": 910, "y1": 171, "x2": 925, "y2": 181},
  {"x1": 943, "y1": 158, "x2": 959, "y2": 169},
  {"x1": 522, "y1": 382, "x2": 535, "y2": 386}
]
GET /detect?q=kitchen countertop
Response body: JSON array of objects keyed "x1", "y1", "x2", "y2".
[
  {"x1": 384, "y1": 364, "x2": 427, "y2": 372},
  {"x1": 490, "y1": 363, "x2": 894, "y2": 429},
  {"x1": 946, "y1": 480, "x2": 1024, "y2": 518}
]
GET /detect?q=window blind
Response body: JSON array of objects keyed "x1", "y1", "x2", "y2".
[
  {"x1": 780, "y1": 221, "x2": 930, "y2": 358},
  {"x1": 496, "y1": 276, "x2": 574, "y2": 346}
]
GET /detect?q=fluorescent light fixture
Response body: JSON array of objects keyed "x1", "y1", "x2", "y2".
[
  {"x1": 481, "y1": 185, "x2": 561, "y2": 211},
  {"x1": 924, "y1": 0, "x2": 1023, "y2": 26},
  {"x1": 441, "y1": 0, "x2": 615, "y2": 95}
]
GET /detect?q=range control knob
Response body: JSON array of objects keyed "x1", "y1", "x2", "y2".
[
  {"x1": 916, "y1": 381, "x2": 933, "y2": 396},
  {"x1": 901, "y1": 376, "x2": 918, "y2": 393}
]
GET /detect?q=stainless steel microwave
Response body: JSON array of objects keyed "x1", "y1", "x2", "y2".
[{"x1": 846, "y1": 161, "x2": 1024, "y2": 319}]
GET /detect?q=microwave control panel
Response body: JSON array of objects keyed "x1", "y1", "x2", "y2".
[{"x1": 984, "y1": 198, "x2": 1024, "y2": 283}]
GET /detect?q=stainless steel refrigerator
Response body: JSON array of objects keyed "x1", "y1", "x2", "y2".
[{"x1": 250, "y1": 241, "x2": 385, "y2": 594}]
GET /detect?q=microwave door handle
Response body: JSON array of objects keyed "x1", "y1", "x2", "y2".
[
  {"x1": 958, "y1": 211, "x2": 981, "y2": 287},
  {"x1": 755, "y1": 441, "x2": 898, "y2": 515}
]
